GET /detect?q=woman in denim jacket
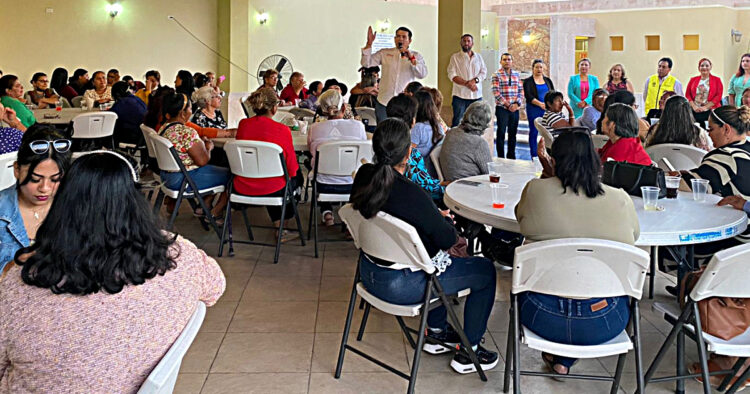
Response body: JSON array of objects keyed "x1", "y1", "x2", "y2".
[{"x1": 0, "y1": 126, "x2": 70, "y2": 272}]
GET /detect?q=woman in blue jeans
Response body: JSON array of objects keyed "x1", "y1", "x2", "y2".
[
  {"x1": 515, "y1": 129, "x2": 640, "y2": 375},
  {"x1": 350, "y1": 118, "x2": 498, "y2": 374}
]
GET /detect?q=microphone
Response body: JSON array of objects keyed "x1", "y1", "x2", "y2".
[{"x1": 398, "y1": 42, "x2": 406, "y2": 57}]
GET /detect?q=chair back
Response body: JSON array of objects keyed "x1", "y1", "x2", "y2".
[
  {"x1": 71, "y1": 96, "x2": 84, "y2": 108},
  {"x1": 224, "y1": 140, "x2": 285, "y2": 179},
  {"x1": 430, "y1": 143, "x2": 445, "y2": 182},
  {"x1": 273, "y1": 110, "x2": 296, "y2": 124},
  {"x1": 137, "y1": 302, "x2": 206, "y2": 394},
  {"x1": 691, "y1": 243, "x2": 750, "y2": 301},
  {"x1": 512, "y1": 238, "x2": 649, "y2": 299},
  {"x1": 339, "y1": 204, "x2": 435, "y2": 274},
  {"x1": 591, "y1": 134, "x2": 609, "y2": 150},
  {"x1": 356, "y1": 107, "x2": 377, "y2": 127},
  {"x1": 315, "y1": 140, "x2": 372, "y2": 177},
  {"x1": 290, "y1": 107, "x2": 315, "y2": 119},
  {"x1": 147, "y1": 133, "x2": 183, "y2": 172},
  {"x1": 71, "y1": 112, "x2": 117, "y2": 139},
  {"x1": 645, "y1": 143, "x2": 706, "y2": 171},
  {"x1": 140, "y1": 124, "x2": 158, "y2": 159},
  {"x1": 534, "y1": 117, "x2": 554, "y2": 147},
  {"x1": 0, "y1": 152, "x2": 17, "y2": 191},
  {"x1": 61, "y1": 97, "x2": 71, "y2": 108}
]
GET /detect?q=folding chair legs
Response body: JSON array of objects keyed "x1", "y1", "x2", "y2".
[
  {"x1": 503, "y1": 300, "x2": 514, "y2": 393},
  {"x1": 727, "y1": 362, "x2": 750, "y2": 394},
  {"x1": 649, "y1": 246, "x2": 657, "y2": 299},
  {"x1": 631, "y1": 301, "x2": 645, "y2": 394},
  {"x1": 356, "y1": 303, "x2": 371, "y2": 341},
  {"x1": 273, "y1": 202, "x2": 287, "y2": 264},
  {"x1": 218, "y1": 197, "x2": 233, "y2": 258},
  {"x1": 512, "y1": 294, "x2": 521, "y2": 394},
  {"x1": 692, "y1": 302, "x2": 713, "y2": 394},
  {"x1": 406, "y1": 282, "x2": 433, "y2": 394},
  {"x1": 335, "y1": 266, "x2": 361, "y2": 379},
  {"x1": 718, "y1": 358, "x2": 749, "y2": 392},
  {"x1": 610, "y1": 353, "x2": 627, "y2": 394}
]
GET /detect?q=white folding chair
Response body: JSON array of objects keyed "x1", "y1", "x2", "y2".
[
  {"x1": 71, "y1": 96, "x2": 84, "y2": 108},
  {"x1": 429, "y1": 143, "x2": 444, "y2": 182},
  {"x1": 71, "y1": 111, "x2": 118, "y2": 151},
  {"x1": 591, "y1": 134, "x2": 610, "y2": 150},
  {"x1": 289, "y1": 107, "x2": 315, "y2": 120},
  {"x1": 355, "y1": 107, "x2": 377, "y2": 130},
  {"x1": 646, "y1": 243, "x2": 750, "y2": 394},
  {"x1": 534, "y1": 117, "x2": 554, "y2": 148},
  {"x1": 0, "y1": 152, "x2": 17, "y2": 191},
  {"x1": 137, "y1": 302, "x2": 206, "y2": 394},
  {"x1": 503, "y1": 238, "x2": 649, "y2": 394},
  {"x1": 147, "y1": 132, "x2": 225, "y2": 236},
  {"x1": 307, "y1": 140, "x2": 372, "y2": 258},
  {"x1": 240, "y1": 96, "x2": 254, "y2": 118},
  {"x1": 220, "y1": 140, "x2": 304, "y2": 263},
  {"x1": 645, "y1": 143, "x2": 707, "y2": 171},
  {"x1": 138, "y1": 124, "x2": 162, "y2": 200},
  {"x1": 335, "y1": 204, "x2": 486, "y2": 394}
]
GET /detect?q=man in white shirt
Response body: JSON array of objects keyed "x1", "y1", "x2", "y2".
[
  {"x1": 361, "y1": 26, "x2": 428, "y2": 122},
  {"x1": 447, "y1": 34, "x2": 487, "y2": 127}
]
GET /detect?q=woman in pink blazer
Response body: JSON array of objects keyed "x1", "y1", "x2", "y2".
[{"x1": 686, "y1": 58, "x2": 723, "y2": 126}]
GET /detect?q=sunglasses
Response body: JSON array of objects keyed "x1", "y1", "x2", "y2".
[{"x1": 30, "y1": 139, "x2": 72, "y2": 154}]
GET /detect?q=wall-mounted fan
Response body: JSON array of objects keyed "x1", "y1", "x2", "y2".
[{"x1": 257, "y1": 55, "x2": 293, "y2": 92}]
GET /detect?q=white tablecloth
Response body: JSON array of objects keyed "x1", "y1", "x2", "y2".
[
  {"x1": 32, "y1": 108, "x2": 96, "y2": 124},
  {"x1": 444, "y1": 161, "x2": 748, "y2": 247}
]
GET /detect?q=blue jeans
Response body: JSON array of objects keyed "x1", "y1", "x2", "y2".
[
  {"x1": 375, "y1": 100, "x2": 388, "y2": 124},
  {"x1": 160, "y1": 165, "x2": 230, "y2": 192},
  {"x1": 526, "y1": 105, "x2": 545, "y2": 158},
  {"x1": 452, "y1": 96, "x2": 482, "y2": 127},
  {"x1": 495, "y1": 106, "x2": 520, "y2": 159},
  {"x1": 316, "y1": 182, "x2": 352, "y2": 213},
  {"x1": 519, "y1": 292, "x2": 630, "y2": 368},
  {"x1": 359, "y1": 253, "x2": 496, "y2": 345}
]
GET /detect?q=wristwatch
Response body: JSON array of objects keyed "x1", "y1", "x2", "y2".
[{"x1": 474, "y1": 77, "x2": 479, "y2": 83}]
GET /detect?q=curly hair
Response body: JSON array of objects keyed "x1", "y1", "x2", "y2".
[
  {"x1": 247, "y1": 87, "x2": 280, "y2": 115},
  {"x1": 16, "y1": 152, "x2": 177, "y2": 295}
]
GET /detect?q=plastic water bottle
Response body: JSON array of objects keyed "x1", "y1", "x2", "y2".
[{"x1": 532, "y1": 157, "x2": 542, "y2": 177}]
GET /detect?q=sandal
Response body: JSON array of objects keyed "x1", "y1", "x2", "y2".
[
  {"x1": 193, "y1": 207, "x2": 205, "y2": 217},
  {"x1": 323, "y1": 212, "x2": 335, "y2": 227},
  {"x1": 542, "y1": 352, "x2": 572, "y2": 382},
  {"x1": 689, "y1": 361, "x2": 748, "y2": 391},
  {"x1": 275, "y1": 229, "x2": 300, "y2": 243}
]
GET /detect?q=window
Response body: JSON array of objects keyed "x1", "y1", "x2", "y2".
[
  {"x1": 610, "y1": 36, "x2": 623, "y2": 51},
  {"x1": 683, "y1": 34, "x2": 699, "y2": 51},
  {"x1": 645, "y1": 35, "x2": 660, "y2": 51}
]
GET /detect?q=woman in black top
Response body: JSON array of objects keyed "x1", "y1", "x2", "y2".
[
  {"x1": 522, "y1": 59, "x2": 554, "y2": 158},
  {"x1": 350, "y1": 118, "x2": 498, "y2": 374}
]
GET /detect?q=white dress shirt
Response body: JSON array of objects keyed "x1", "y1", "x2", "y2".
[
  {"x1": 361, "y1": 47, "x2": 428, "y2": 106},
  {"x1": 447, "y1": 51, "x2": 487, "y2": 100}
]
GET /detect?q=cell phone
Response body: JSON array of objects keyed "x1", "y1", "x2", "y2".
[
  {"x1": 218, "y1": 75, "x2": 226, "y2": 82},
  {"x1": 456, "y1": 180, "x2": 482, "y2": 187}
]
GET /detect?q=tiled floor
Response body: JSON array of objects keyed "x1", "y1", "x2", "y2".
[{"x1": 167, "y1": 203, "x2": 708, "y2": 394}]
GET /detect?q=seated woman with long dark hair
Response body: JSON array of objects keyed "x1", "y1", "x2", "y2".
[
  {"x1": 516, "y1": 129, "x2": 640, "y2": 376},
  {"x1": 0, "y1": 125, "x2": 70, "y2": 271},
  {"x1": 350, "y1": 118, "x2": 498, "y2": 374},
  {"x1": 645, "y1": 95, "x2": 711, "y2": 151},
  {"x1": 0, "y1": 151, "x2": 225, "y2": 392}
]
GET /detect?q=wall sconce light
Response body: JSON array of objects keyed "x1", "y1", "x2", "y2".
[
  {"x1": 257, "y1": 10, "x2": 269, "y2": 25},
  {"x1": 378, "y1": 18, "x2": 391, "y2": 33},
  {"x1": 732, "y1": 29, "x2": 743, "y2": 43},
  {"x1": 480, "y1": 28, "x2": 489, "y2": 38},
  {"x1": 522, "y1": 29, "x2": 532, "y2": 43},
  {"x1": 106, "y1": 2, "x2": 122, "y2": 18}
]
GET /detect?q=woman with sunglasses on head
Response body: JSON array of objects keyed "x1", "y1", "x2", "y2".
[
  {"x1": 0, "y1": 151, "x2": 225, "y2": 393},
  {"x1": 0, "y1": 125, "x2": 71, "y2": 272}
]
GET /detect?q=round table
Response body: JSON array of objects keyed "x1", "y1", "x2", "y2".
[{"x1": 32, "y1": 108, "x2": 95, "y2": 125}]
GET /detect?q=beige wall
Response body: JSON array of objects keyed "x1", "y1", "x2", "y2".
[
  {"x1": 0, "y1": 0, "x2": 218, "y2": 92},
  {"x1": 246, "y1": 0, "x2": 438, "y2": 92},
  {"x1": 580, "y1": 7, "x2": 739, "y2": 94}
]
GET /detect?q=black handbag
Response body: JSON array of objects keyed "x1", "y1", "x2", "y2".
[{"x1": 601, "y1": 160, "x2": 667, "y2": 198}]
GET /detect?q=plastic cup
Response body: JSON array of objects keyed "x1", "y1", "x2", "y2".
[
  {"x1": 490, "y1": 183, "x2": 508, "y2": 209},
  {"x1": 488, "y1": 162, "x2": 501, "y2": 183},
  {"x1": 691, "y1": 179, "x2": 709, "y2": 202},
  {"x1": 641, "y1": 186, "x2": 660, "y2": 211},
  {"x1": 665, "y1": 176, "x2": 680, "y2": 199},
  {"x1": 55, "y1": 100, "x2": 62, "y2": 112}
]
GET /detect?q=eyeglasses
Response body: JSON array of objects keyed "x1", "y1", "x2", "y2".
[{"x1": 29, "y1": 139, "x2": 72, "y2": 154}]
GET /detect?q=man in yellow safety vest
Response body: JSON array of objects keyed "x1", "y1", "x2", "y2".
[{"x1": 643, "y1": 57, "x2": 683, "y2": 113}]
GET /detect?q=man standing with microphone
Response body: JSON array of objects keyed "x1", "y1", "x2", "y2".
[
  {"x1": 361, "y1": 26, "x2": 428, "y2": 122},
  {"x1": 447, "y1": 34, "x2": 487, "y2": 127}
]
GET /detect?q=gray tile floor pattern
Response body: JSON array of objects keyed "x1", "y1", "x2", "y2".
[{"x1": 166, "y1": 202, "x2": 709, "y2": 394}]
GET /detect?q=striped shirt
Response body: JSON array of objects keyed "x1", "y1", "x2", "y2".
[
  {"x1": 540, "y1": 110, "x2": 564, "y2": 130},
  {"x1": 491, "y1": 69, "x2": 523, "y2": 108},
  {"x1": 684, "y1": 140, "x2": 750, "y2": 240}
]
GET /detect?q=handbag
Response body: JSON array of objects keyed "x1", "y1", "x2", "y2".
[
  {"x1": 680, "y1": 268, "x2": 750, "y2": 340},
  {"x1": 601, "y1": 161, "x2": 667, "y2": 198}
]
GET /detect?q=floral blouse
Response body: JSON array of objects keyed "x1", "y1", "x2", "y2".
[
  {"x1": 406, "y1": 149, "x2": 444, "y2": 200},
  {"x1": 191, "y1": 109, "x2": 227, "y2": 129},
  {"x1": 159, "y1": 122, "x2": 202, "y2": 171}
]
